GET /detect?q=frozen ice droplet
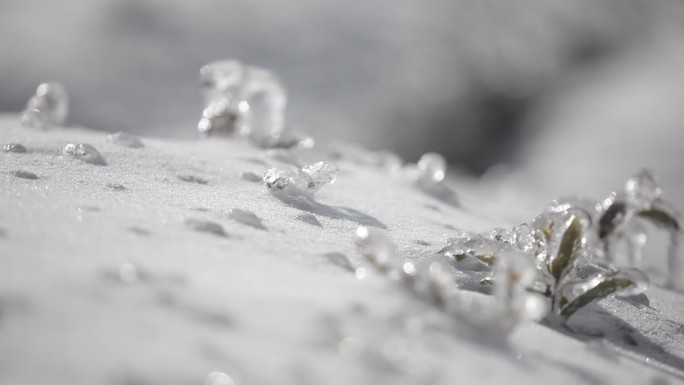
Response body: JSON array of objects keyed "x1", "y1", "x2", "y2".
[
  {"x1": 20, "y1": 108, "x2": 49, "y2": 129},
  {"x1": 3, "y1": 143, "x2": 27, "y2": 153},
  {"x1": 107, "y1": 131, "x2": 144, "y2": 148},
  {"x1": 198, "y1": 98, "x2": 239, "y2": 137},
  {"x1": 410, "y1": 152, "x2": 459, "y2": 206},
  {"x1": 227, "y1": 208, "x2": 266, "y2": 230},
  {"x1": 22, "y1": 81, "x2": 69, "y2": 126},
  {"x1": 62, "y1": 143, "x2": 106, "y2": 165},
  {"x1": 417, "y1": 152, "x2": 446, "y2": 184},
  {"x1": 205, "y1": 372, "x2": 235, "y2": 385},
  {"x1": 625, "y1": 169, "x2": 662, "y2": 210}
]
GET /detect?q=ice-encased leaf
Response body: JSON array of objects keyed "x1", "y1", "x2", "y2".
[
  {"x1": 625, "y1": 169, "x2": 662, "y2": 210},
  {"x1": 548, "y1": 216, "x2": 583, "y2": 283},
  {"x1": 598, "y1": 201, "x2": 626, "y2": 240},
  {"x1": 637, "y1": 201, "x2": 680, "y2": 231},
  {"x1": 559, "y1": 269, "x2": 648, "y2": 319}
]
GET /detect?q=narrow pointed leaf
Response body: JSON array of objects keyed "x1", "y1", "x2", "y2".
[
  {"x1": 549, "y1": 216, "x2": 583, "y2": 282},
  {"x1": 560, "y1": 277, "x2": 634, "y2": 319},
  {"x1": 473, "y1": 252, "x2": 497, "y2": 265},
  {"x1": 637, "y1": 209, "x2": 680, "y2": 231},
  {"x1": 598, "y1": 202, "x2": 626, "y2": 239}
]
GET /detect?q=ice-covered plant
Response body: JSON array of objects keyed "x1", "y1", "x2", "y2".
[
  {"x1": 441, "y1": 169, "x2": 682, "y2": 321},
  {"x1": 354, "y1": 226, "x2": 546, "y2": 337}
]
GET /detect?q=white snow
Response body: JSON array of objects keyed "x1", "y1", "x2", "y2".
[{"x1": 1, "y1": 114, "x2": 684, "y2": 385}]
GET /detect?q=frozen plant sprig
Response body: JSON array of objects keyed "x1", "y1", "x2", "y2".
[
  {"x1": 442, "y1": 213, "x2": 648, "y2": 321},
  {"x1": 354, "y1": 226, "x2": 546, "y2": 337}
]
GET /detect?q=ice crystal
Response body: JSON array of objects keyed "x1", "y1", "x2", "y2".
[{"x1": 21, "y1": 82, "x2": 68, "y2": 127}]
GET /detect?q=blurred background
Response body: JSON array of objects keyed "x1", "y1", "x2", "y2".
[{"x1": 1, "y1": 0, "x2": 684, "y2": 205}]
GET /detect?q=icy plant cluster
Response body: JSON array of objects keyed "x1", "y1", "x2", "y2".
[
  {"x1": 354, "y1": 226, "x2": 547, "y2": 337},
  {"x1": 440, "y1": 169, "x2": 681, "y2": 322},
  {"x1": 355, "y1": 170, "x2": 682, "y2": 339}
]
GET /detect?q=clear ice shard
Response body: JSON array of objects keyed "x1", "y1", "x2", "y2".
[
  {"x1": 263, "y1": 161, "x2": 338, "y2": 197},
  {"x1": 197, "y1": 59, "x2": 310, "y2": 148},
  {"x1": 107, "y1": 132, "x2": 144, "y2": 148},
  {"x1": 61, "y1": 143, "x2": 106, "y2": 165},
  {"x1": 21, "y1": 81, "x2": 68, "y2": 127}
]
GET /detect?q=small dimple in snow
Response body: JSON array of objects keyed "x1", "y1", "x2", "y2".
[
  {"x1": 11, "y1": 170, "x2": 38, "y2": 180},
  {"x1": 106, "y1": 183, "x2": 126, "y2": 191},
  {"x1": 107, "y1": 131, "x2": 144, "y2": 148},
  {"x1": 323, "y1": 252, "x2": 355, "y2": 272},
  {"x1": 239, "y1": 171, "x2": 262, "y2": 182},
  {"x1": 296, "y1": 213, "x2": 322, "y2": 227},
  {"x1": 0, "y1": 226, "x2": 6, "y2": 238},
  {"x1": 227, "y1": 208, "x2": 266, "y2": 230},
  {"x1": 128, "y1": 227, "x2": 151, "y2": 236},
  {"x1": 185, "y1": 218, "x2": 228, "y2": 237},
  {"x1": 3, "y1": 143, "x2": 27, "y2": 153},
  {"x1": 178, "y1": 174, "x2": 209, "y2": 185}
]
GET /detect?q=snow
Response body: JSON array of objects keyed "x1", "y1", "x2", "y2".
[{"x1": 1, "y1": 114, "x2": 684, "y2": 384}]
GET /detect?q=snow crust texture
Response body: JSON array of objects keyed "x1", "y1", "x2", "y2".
[{"x1": 1, "y1": 115, "x2": 684, "y2": 385}]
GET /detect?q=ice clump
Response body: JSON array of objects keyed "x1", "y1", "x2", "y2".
[
  {"x1": 3, "y1": 143, "x2": 27, "y2": 153},
  {"x1": 61, "y1": 143, "x2": 106, "y2": 165},
  {"x1": 21, "y1": 82, "x2": 68, "y2": 128},
  {"x1": 107, "y1": 132, "x2": 144, "y2": 148},
  {"x1": 263, "y1": 161, "x2": 338, "y2": 198},
  {"x1": 197, "y1": 59, "x2": 312, "y2": 149}
]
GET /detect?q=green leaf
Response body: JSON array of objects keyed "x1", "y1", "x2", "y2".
[
  {"x1": 637, "y1": 209, "x2": 680, "y2": 231},
  {"x1": 559, "y1": 277, "x2": 634, "y2": 319},
  {"x1": 549, "y1": 216, "x2": 583, "y2": 282}
]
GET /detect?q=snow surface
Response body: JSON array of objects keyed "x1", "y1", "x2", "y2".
[{"x1": 1, "y1": 114, "x2": 683, "y2": 385}]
